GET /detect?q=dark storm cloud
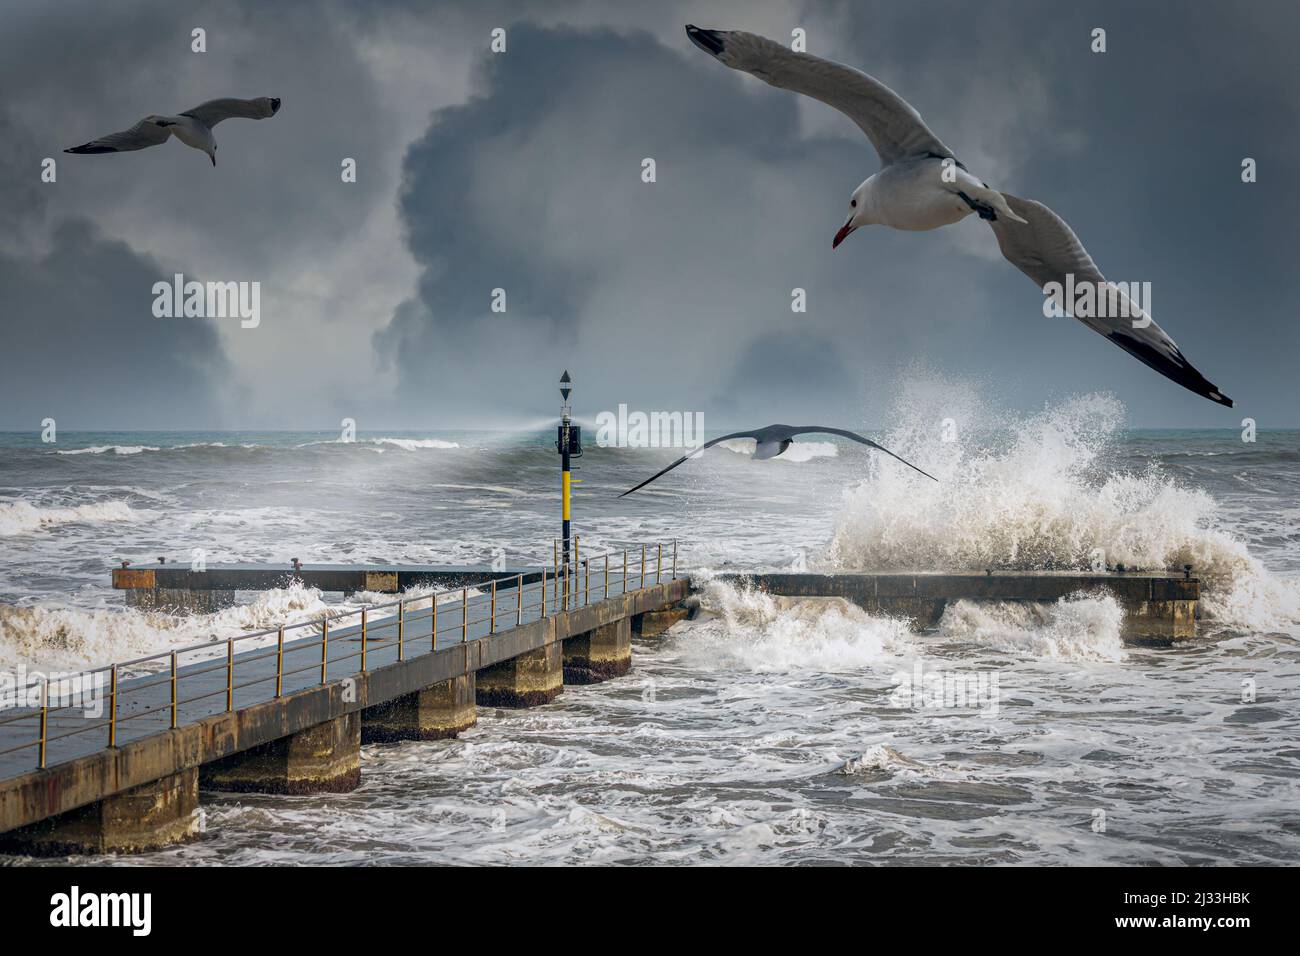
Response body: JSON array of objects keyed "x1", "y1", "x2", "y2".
[
  {"x1": 0, "y1": 0, "x2": 393, "y2": 428},
  {"x1": 0, "y1": 1, "x2": 1295, "y2": 429},
  {"x1": 378, "y1": 3, "x2": 1299, "y2": 428},
  {"x1": 375, "y1": 22, "x2": 884, "y2": 425},
  {"x1": 0, "y1": 217, "x2": 233, "y2": 428}
]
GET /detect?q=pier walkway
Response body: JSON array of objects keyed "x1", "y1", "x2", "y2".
[{"x1": 0, "y1": 541, "x2": 685, "y2": 853}]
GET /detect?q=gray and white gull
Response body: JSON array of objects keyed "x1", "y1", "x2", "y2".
[
  {"x1": 685, "y1": 26, "x2": 1231, "y2": 407},
  {"x1": 65, "y1": 97, "x2": 281, "y2": 167},
  {"x1": 619, "y1": 424, "x2": 936, "y2": 497}
]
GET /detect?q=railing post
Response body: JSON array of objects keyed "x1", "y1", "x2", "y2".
[
  {"x1": 657, "y1": 543, "x2": 663, "y2": 584},
  {"x1": 461, "y1": 587, "x2": 468, "y2": 642},
  {"x1": 641, "y1": 544, "x2": 647, "y2": 590},
  {"x1": 38, "y1": 678, "x2": 48, "y2": 770},
  {"x1": 108, "y1": 664, "x2": 118, "y2": 748},
  {"x1": 584, "y1": 559, "x2": 590, "y2": 605},
  {"x1": 226, "y1": 638, "x2": 234, "y2": 711},
  {"x1": 321, "y1": 616, "x2": 329, "y2": 684},
  {"x1": 623, "y1": 550, "x2": 628, "y2": 594},
  {"x1": 275, "y1": 628, "x2": 284, "y2": 697},
  {"x1": 432, "y1": 593, "x2": 438, "y2": 650},
  {"x1": 397, "y1": 601, "x2": 405, "y2": 661},
  {"x1": 361, "y1": 606, "x2": 368, "y2": 672},
  {"x1": 170, "y1": 650, "x2": 178, "y2": 728},
  {"x1": 517, "y1": 573, "x2": 523, "y2": 626},
  {"x1": 604, "y1": 554, "x2": 609, "y2": 599},
  {"x1": 672, "y1": 539, "x2": 678, "y2": 579},
  {"x1": 490, "y1": 580, "x2": 497, "y2": 633},
  {"x1": 542, "y1": 568, "x2": 547, "y2": 617},
  {"x1": 562, "y1": 564, "x2": 568, "y2": 611}
]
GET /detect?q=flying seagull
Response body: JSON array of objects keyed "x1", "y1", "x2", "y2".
[
  {"x1": 64, "y1": 97, "x2": 281, "y2": 167},
  {"x1": 684, "y1": 26, "x2": 1232, "y2": 408},
  {"x1": 619, "y1": 424, "x2": 936, "y2": 497}
]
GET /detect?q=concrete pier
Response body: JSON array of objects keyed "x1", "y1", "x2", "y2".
[
  {"x1": 0, "y1": 767, "x2": 200, "y2": 856},
  {"x1": 0, "y1": 573, "x2": 688, "y2": 853},
  {"x1": 362, "y1": 675, "x2": 477, "y2": 742},
  {"x1": 477, "y1": 643, "x2": 563, "y2": 707},
  {"x1": 201, "y1": 713, "x2": 361, "y2": 794},
  {"x1": 563, "y1": 617, "x2": 631, "y2": 683},
  {"x1": 715, "y1": 571, "x2": 1199, "y2": 643}
]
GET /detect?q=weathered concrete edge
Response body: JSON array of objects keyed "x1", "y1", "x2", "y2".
[
  {"x1": 708, "y1": 572, "x2": 1199, "y2": 602},
  {"x1": 0, "y1": 578, "x2": 688, "y2": 834}
]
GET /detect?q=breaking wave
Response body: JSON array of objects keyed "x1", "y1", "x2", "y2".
[
  {"x1": 826, "y1": 378, "x2": 1300, "y2": 633},
  {"x1": 56, "y1": 445, "x2": 158, "y2": 455},
  {"x1": 677, "y1": 576, "x2": 910, "y2": 672},
  {"x1": 0, "y1": 499, "x2": 137, "y2": 536},
  {"x1": 937, "y1": 593, "x2": 1126, "y2": 662}
]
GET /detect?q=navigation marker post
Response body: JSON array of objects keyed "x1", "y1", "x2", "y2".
[{"x1": 557, "y1": 371, "x2": 582, "y2": 576}]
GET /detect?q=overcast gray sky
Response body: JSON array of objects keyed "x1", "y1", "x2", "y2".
[{"x1": 1, "y1": 0, "x2": 1296, "y2": 431}]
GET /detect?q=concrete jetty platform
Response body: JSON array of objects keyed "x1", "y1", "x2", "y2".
[
  {"x1": 113, "y1": 562, "x2": 546, "y2": 612},
  {"x1": 712, "y1": 570, "x2": 1199, "y2": 644},
  {"x1": 0, "y1": 546, "x2": 685, "y2": 855}
]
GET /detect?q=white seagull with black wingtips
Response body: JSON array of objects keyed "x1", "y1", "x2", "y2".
[
  {"x1": 65, "y1": 96, "x2": 282, "y2": 167},
  {"x1": 685, "y1": 26, "x2": 1231, "y2": 407}
]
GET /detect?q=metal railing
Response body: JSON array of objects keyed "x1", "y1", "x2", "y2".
[{"x1": 0, "y1": 540, "x2": 678, "y2": 776}]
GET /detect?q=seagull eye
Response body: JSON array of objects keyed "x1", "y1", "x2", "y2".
[{"x1": 850, "y1": 199, "x2": 857, "y2": 208}]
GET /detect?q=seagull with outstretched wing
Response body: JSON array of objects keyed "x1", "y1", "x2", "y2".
[
  {"x1": 684, "y1": 25, "x2": 1231, "y2": 407},
  {"x1": 65, "y1": 96, "x2": 281, "y2": 167},
  {"x1": 619, "y1": 423, "x2": 936, "y2": 497}
]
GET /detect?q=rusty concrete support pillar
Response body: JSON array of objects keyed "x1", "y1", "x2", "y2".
[
  {"x1": 476, "y1": 643, "x2": 562, "y2": 707},
  {"x1": 1123, "y1": 599, "x2": 1197, "y2": 645},
  {"x1": 0, "y1": 766, "x2": 200, "y2": 856},
  {"x1": 362, "y1": 674, "x2": 477, "y2": 742},
  {"x1": 201, "y1": 713, "x2": 361, "y2": 794},
  {"x1": 637, "y1": 603, "x2": 691, "y2": 637},
  {"x1": 563, "y1": 617, "x2": 631, "y2": 684},
  {"x1": 124, "y1": 588, "x2": 236, "y2": 613}
]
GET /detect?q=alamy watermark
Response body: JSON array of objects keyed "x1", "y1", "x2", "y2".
[
  {"x1": 889, "y1": 661, "x2": 999, "y2": 717},
  {"x1": 1, "y1": 667, "x2": 105, "y2": 717},
  {"x1": 152, "y1": 273, "x2": 260, "y2": 329},
  {"x1": 1042, "y1": 273, "x2": 1152, "y2": 328},
  {"x1": 595, "y1": 404, "x2": 704, "y2": 449}
]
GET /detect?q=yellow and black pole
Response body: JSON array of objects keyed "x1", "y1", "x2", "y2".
[{"x1": 557, "y1": 371, "x2": 582, "y2": 573}]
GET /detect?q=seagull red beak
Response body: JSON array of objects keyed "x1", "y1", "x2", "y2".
[{"x1": 832, "y1": 221, "x2": 856, "y2": 249}]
